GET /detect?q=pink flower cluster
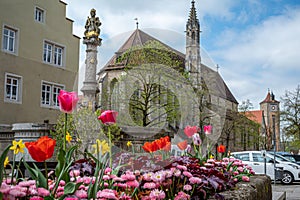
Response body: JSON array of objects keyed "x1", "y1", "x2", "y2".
[
  {"x1": 220, "y1": 157, "x2": 255, "y2": 182},
  {"x1": 0, "y1": 180, "x2": 49, "y2": 200},
  {"x1": 62, "y1": 167, "x2": 140, "y2": 199},
  {"x1": 139, "y1": 164, "x2": 205, "y2": 199}
]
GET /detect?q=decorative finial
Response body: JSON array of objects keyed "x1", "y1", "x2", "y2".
[
  {"x1": 216, "y1": 64, "x2": 220, "y2": 72},
  {"x1": 134, "y1": 18, "x2": 139, "y2": 29}
]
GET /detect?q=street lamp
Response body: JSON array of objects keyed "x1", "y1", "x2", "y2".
[{"x1": 272, "y1": 114, "x2": 276, "y2": 185}]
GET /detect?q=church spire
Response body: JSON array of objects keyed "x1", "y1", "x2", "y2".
[
  {"x1": 186, "y1": 0, "x2": 200, "y2": 44},
  {"x1": 185, "y1": 0, "x2": 201, "y2": 76}
]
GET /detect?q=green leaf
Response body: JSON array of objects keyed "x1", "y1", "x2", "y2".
[
  {"x1": 0, "y1": 145, "x2": 12, "y2": 188},
  {"x1": 64, "y1": 182, "x2": 82, "y2": 195},
  {"x1": 87, "y1": 181, "x2": 95, "y2": 199},
  {"x1": 44, "y1": 196, "x2": 55, "y2": 200},
  {"x1": 85, "y1": 151, "x2": 97, "y2": 162},
  {"x1": 23, "y1": 159, "x2": 38, "y2": 180},
  {"x1": 65, "y1": 145, "x2": 77, "y2": 163},
  {"x1": 87, "y1": 154, "x2": 107, "y2": 199},
  {"x1": 33, "y1": 163, "x2": 48, "y2": 189},
  {"x1": 53, "y1": 146, "x2": 77, "y2": 194},
  {"x1": 55, "y1": 149, "x2": 66, "y2": 178},
  {"x1": 226, "y1": 161, "x2": 233, "y2": 171}
]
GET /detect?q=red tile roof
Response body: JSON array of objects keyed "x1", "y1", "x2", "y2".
[{"x1": 245, "y1": 110, "x2": 263, "y2": 124}]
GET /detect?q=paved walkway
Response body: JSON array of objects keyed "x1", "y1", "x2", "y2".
[{"x1": 272, "y1": 182, "x2": 300, "y2": 200}]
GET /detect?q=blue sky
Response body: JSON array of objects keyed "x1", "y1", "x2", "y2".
[{"x1": 62, "y1": 0, "x2": 300, "y2": 110}]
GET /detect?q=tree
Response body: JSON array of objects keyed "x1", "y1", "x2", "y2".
[
  {"x1": 237, "y1": 99, "x2": 260, "y2": 150},
  {"x1": 110, "y1": 41, "x2": 186, "y2": 128},
  {"x1": 281, "y1": 85, "x2": 300, "y2": 148}
]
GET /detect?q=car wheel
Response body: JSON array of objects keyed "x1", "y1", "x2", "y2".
[{"x1": 281, "y1": 171, "x2": 294, "y2": 184}]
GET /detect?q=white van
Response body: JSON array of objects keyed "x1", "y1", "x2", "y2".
[{"x1": 231, "y1": 151, "x2": 300, "y2": 184}]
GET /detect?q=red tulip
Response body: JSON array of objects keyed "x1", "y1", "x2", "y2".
[
  {"x1": 177, "y1": 140, "x2": 188, "y2": 150},
  {"x1": 163, "y1": 141, "x2": 171, "y2": 152},
  {"x1": 142, "y1": 141, "x2": 158, "y2": 153},
  {"x1": 25, "y1": 136, "x2": 56, "y2": 162},
  {"x1": 154, "y1": 136, "x2": 170, "y2": 151},
  {"x1": 57, "y1": 90, "x2": 79, "y2": 113},
  {"x1": 98, "y1": 110, "x2": 118, "y2": 125},
  {"x1": 217, "y1": 144, "x2": 226, "y2": 153},
  {"x1": 184, "y1": 125, "x2": 199, "y2": 137},
  {"x1": 204, "y1": 125, "x2": 212, "y2": 135}
]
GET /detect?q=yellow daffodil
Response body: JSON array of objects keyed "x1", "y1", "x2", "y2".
[
  {"x1": 4, "y1": 156, "x2": 9, "y2": 167},
  {"x1": 127, "y1": 141, "x2": 132, "y2": 147},
  {"x1": 66, "y1": 132, "x2": 72, "y2": 143},
  {"x1": 10, "y1": 140, "x2": 25, "y2": 155},
  {"x1": 209, "y1": 154, "x2": 214, "y2": 159},
  {"x1": 92, "y1": 139, "x2": 109, "y2": 155}
]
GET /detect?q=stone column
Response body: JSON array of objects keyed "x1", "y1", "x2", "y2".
[
  {"x1": 80, "y1": 8, "x2": 102, "y2": 110},
  {"x1": 81, "y1": 38, "x2": 101, "y2": 108}
]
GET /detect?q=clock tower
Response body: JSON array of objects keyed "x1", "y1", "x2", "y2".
[{"x1": 260, "y1": 90, "x2": 280, "y2": 151}]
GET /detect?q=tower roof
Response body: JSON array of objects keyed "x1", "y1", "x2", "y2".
[
  {"x1": 187, "y1": 0, "x2": 199, "y2": 27},
  {"x1": 260, "y1": 91, "x2": 280, "y2": 104}
]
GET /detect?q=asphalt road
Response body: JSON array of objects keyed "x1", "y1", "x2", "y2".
[{"x1": 272, "y1": 182, "x2": 300, "y2": 200}]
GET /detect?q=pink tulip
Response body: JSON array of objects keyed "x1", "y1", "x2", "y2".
[
  {"x1": 57, "y1": 90, "x2": 79, "y2": 113},
  {"x1": 184, "y1": 125, "x2": 199, "y2": 137},
  {"x1": 242, "y1": 176, "x2": 250, "y2": 182},
  {"x1": 98, "y1": 110, "x2": 118, "y2": 125},
  {"x1": 204, "y1": 125, "x2": 212, "y2": 135}
]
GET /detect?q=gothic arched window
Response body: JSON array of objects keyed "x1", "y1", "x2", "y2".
[{"x1": 110, "y1": 78, "x2": 119, "y2": 110}]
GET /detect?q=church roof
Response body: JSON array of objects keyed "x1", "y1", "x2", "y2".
[
  {"x1": 99, "y1": 28, "x2": 238, "y2": 104},
  {"x1": 101, "y1": 28, "x2": 184, "y2": 70}
]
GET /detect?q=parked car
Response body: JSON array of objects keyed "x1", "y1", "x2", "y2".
[
  {"x1": 282, "y1": 154, "x2": 300, "y2": 165},
  {"x1": 268, "y1": 152, "x2": 300, "y2": 165},
  {"x1": 231, "y1": 151, "x2": 300, "y2": 184}
]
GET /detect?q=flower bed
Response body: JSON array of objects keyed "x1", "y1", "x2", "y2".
[
  {"x1": 0, "y1": 91, "x2": 256, "y2": 199},
  {"x1": 1, "y1": 155, "x2": 254, "y2": 200}
]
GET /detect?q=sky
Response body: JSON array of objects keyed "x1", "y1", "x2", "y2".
[{"x1": 62, "y1": 0, "x2": 300, "y2": 110}]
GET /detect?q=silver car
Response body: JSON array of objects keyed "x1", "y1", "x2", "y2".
[{"x1": 231, "y1": 151, "x2": 300, "y2": 184}]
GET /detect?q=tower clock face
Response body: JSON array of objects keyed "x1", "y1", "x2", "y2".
[{"x1": 270, "y1": 104, "x2": 278, "y2": 111}]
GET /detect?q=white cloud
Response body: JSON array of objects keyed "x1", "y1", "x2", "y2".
[
  {"x1": 214, "y1": 7, "x2": 300, "y2": 70},
  {"x1": 63, "y1": 0, "x2": 300, "y2": 109}
]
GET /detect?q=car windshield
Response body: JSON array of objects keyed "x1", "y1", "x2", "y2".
[
  {"x1": 269, "y1": 153, "x2": 293, "y2": 162},
  {"x1": 283, "y1": 155, "x2": 297, "y2": 162}
]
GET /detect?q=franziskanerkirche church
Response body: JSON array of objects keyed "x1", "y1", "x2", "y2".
[{"x1": 95, "y1": 1, "x2": 239, "y2": 152}]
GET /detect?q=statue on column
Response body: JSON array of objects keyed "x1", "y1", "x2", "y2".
[
  {"x1": 84, "y1": 8, "x2": 101, "y2": 39},
  {"x1": 81, "y1": 8, "x2": 101, "y2": 111}
]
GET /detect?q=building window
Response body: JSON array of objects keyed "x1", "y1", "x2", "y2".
[
  {"x1": 4, "y1": 73, "x2": 22, "y2": 103},
  {"x1": 2, "y1": 26, "x2": 18, "y2": 54},
  {"x1": 34, "y1": 7, "x2": 45, "y2": 23},
  {"x1": 43, "y1": 41, "x2": 64, "y2": 66},
  {"x1": 41, "y1": 81, "x2": 64, "y2": 108}
]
